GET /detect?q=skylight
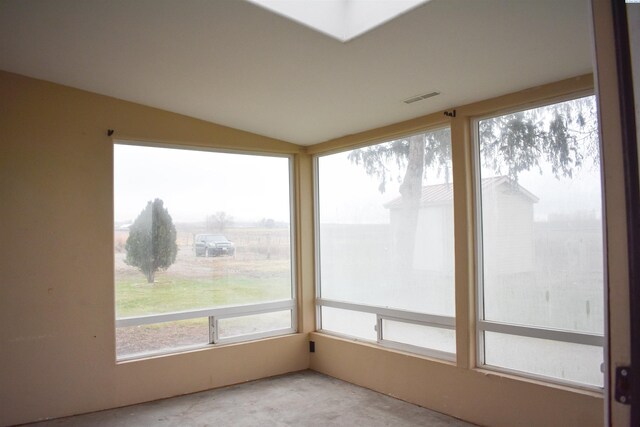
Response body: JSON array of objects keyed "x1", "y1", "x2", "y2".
[{"x1": 247, "y1": 0, "x2": 431, "y2": 42}]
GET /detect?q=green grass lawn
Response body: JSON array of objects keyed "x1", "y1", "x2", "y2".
[{"x1": 116, "y1": 275, "x2": 292, "y2": 318}]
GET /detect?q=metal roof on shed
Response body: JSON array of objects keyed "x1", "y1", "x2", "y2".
[{"x1": 384, "y1": 176, "x2": 539, "y2": 209}]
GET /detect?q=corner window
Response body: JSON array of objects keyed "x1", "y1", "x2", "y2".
[
  {"x1": 315, "y1": 128, "x2": 455, "y2": 360},
  {"x1": 475, "y1": 95, "x2": 604, "y2": 387},
  {"x1": 114, "y1": 143, "x2": 295, "y2": 360}
]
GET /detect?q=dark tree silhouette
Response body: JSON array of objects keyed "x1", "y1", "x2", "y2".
[
  {"x1": 125, "y1": 198, "x2": 178, "y2": 283},
  {"x1": 206, "y1": 211, "x2": 234, "y2": 232},
  {"x1": 349, "y1": 130, "x2": 450, "y2": 268},
  {"x1": 479, "y1": 97, "x2": 597, "y2": 182}
]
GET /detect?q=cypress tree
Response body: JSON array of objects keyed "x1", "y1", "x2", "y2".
[{"x1": 125, "y1": 198, "x2": 178, "y2": 283}]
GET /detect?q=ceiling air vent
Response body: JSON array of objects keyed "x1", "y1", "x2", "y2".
[{"x1": 403, "y1": 91, "x2": 440, "y2": 104}]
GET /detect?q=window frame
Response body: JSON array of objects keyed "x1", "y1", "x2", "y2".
[
  {"x1": 113, "y1": 140, "x2": 298, "y2": 361},
  {"x1": 470, "y1": 94, "x2": 606, "y2": 390},
  {"x1": 312, "y1": 127, "x2": 456, "y2": 362}
]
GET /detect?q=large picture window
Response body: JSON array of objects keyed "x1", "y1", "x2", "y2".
[
  {"x1": 114, "y1": 143, "x2": 295, "y2": 360},
  {"x1": 315, "y1": 128, "x2": 455, "y2": 359},
  {"x1": 475, "y1": 95, "x2": 604, "y2": 387}
]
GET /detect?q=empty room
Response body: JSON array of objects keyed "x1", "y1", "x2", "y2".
[{"x1": 1, "y1": 0, "x2": 638, "y2": 426}]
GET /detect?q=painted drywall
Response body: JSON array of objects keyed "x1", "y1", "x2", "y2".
[
  {"x1": 310, "y1": 333, "x2": 602, "y2": 427},
  {"x1": 0, "y1": 68, "x2": 616, "y2": 427},
  {"x1": 0, "y1": 70, "x2": 308, "y2": 426}
]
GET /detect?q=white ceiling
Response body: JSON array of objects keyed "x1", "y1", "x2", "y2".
[{"x1": 0, "y1": 0, "x2": 593, "y2": 145}]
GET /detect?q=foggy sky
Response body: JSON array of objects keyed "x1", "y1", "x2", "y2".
[{"x1": 114, "y1": 144, "x2": 291, "y2": 223}]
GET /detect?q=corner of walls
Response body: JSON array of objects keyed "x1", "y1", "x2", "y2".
[{"x1": 309, "y1": 333, "x2": 603, "y2": 427}]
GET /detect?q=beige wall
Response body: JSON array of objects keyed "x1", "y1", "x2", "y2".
[
  {"x1": 310, "y1": 333, "x2": 602, "y2": 427},
  {"x1": 0, "y1": 67, "x2": 616, "y2": 427},
  {"x1": 0, "y1": 71, "x2": 309, "y2": 426}
]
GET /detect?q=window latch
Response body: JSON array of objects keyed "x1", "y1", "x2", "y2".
[{"x1": 615, "y1": 366, "x2": 631, "y2": 405}]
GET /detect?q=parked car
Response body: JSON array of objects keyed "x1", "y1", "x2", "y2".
[{"x1": 194, "y1": 234, "x2": 235, "y2": 257}]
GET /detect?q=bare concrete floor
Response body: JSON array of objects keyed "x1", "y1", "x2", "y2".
[{"x1": 24, "y1": 370, "x2": 476, "y2": 427}]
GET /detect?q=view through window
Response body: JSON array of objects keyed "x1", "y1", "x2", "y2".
[
  {"x1": 476, "y1": 95, "x2": 604, "y2": 387},
  {"x1": 114, "y1": 143, "x2": 295, "y2": 359},
  {"x1": 316, "y1": 128, "x2": 455, "y2": 359}
]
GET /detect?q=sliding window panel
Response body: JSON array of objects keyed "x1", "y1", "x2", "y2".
[
  {"x1": 381, "y1": 319, "x2": 455, "y2": 355},
  {"x1": 116, "y1": 318, "x2": 209, "y2": 360},
  {"x1": 320, "y1": 306, "x2": 377, "y2": 341},
  {"x1": 483, "y1": 331, "x2": 604, "y2": 387},
  {"x1": 217, "y1": 310, "x2": 293, "y2": 340}
]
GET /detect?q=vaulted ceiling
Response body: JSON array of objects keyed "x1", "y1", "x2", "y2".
[{"x1": 0, "y1": 0, "x2": 593, "y2": 145}]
